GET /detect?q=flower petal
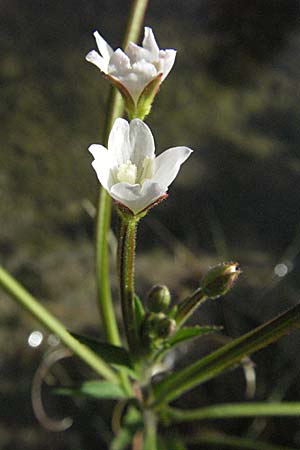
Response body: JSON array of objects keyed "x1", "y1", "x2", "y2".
[
  {"x1": 126, "y1": 42, "x2": 149, "y2": 64},
  {"x1": 93, "y1": 31, "x2": 114, "y2": 61},
  {"x1": 152, "y1": 146, "x2": 193, "y2": 188},
  {"x1": 88, "y1": 144, "x2": 113, "y2": 190},
  {"x1": 143, "y1": 27, "x2": 160, "y2": 58},
  {"x1": 86, "y1": 50, "x2": 108, "y2": 73},
  {"x1": 129, "y1": 119, "x2": 155, "y2": 169},
  {"x1": 110, "y1": 179, "x2": 164, "y2": 214},
  {"x1": 108, "y1": 48, "x2": 131, "y2": 76},
  {"x1": 118, "y1": 61, "x2": 157, "y2": 103},
  {"x1": 108, "y1": 118, "x2": 131, "y2": 166},
  {"x1": 159, "y1": 49, "x2": 176, "y2": 80}
]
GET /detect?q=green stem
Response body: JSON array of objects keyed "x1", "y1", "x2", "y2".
[
  {"x1": 95, "y1": 0, "x2": 149, "y2": 346},
  {"x1": 143, "y1": 410, "x2": 158, "y2": 450},
  {"x1": 174, "y1": 287, "x2": 208, "y2": 326},
  {"x1": 118, "y1": 215, "x2": 139, "y2": 353},
  {"x1": 0, "y1": 265, "x2": 118, "y2": 383},
  {"x1": 164, "y1": 402, "x2": 300, "y2": 421}
]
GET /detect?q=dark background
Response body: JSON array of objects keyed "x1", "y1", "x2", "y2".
[{"x1": 1, "y1": 0, "x2": 300, "y2": 448}]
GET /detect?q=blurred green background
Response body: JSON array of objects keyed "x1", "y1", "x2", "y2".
[{"x1": 1, "y1": 0, "x2": 300, "y2": 448}]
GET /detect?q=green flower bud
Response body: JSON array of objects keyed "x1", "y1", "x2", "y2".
[
  {"x1": 156, "y1": 317, "x2": 176, "y2": 339},
  {"x1": 201, "y1": 262, "x2": 241, "y2": 299},
  {"x1": 148, "y1": 284, "x2": 171, "y2": 313},
  {"x1": 140, "y1": 312, "x2": 176, "y2": 352}
]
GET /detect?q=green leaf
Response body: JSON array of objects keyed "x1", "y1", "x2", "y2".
[
  {"x1": 163, "y1": 402, "x2": 300, "y2": 421},
  {"x1": 167, "y1": 325, "x2": 222, "y2": 347},
  {"x1": 71, "y1": 333, "x2": 137, "y2": 378},
  {"x1": 152, "y1": 302, "x2": 300, "y2": 407},
  {"x1": 55, "y1": 380, "x2": 128, "y2": 399}
]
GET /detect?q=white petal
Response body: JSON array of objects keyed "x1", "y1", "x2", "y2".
[
  {"x1": 153, "y1": 146, "x2": 193, "y2": 188},
  {"x1": 86, "y1": 50, "x2": 108, "y2": 73},
  {"x1": 88, "y1": 144, "x2": 113, "y2": 190},
  {"x1": 110, "y1": 179, "x2": 164, "y2": 214},
  {"x1": 158, "y1": 49, "x2": 176, "y2": 80},
  {"x1": 126, "y1": 42, "x2": 149, "y2": 64},
  {"x1": 143, "y1": 27, "x2": 160, "y2": 57},
  {"x1": 108, "y1": 118, "x2": 131, "y2": 166},
  {"x1": 129, "y1": 119, "x2": 155, "y2": 169},
  {"x1": 108, "y1": 49, "x2": 131, "y2": 76},
  {"x1": 93, "y1": 31, "x2": 114, "y2": 61},
  {"x1": 119, "y1": 61, "x2": 157, "y2": 103}
]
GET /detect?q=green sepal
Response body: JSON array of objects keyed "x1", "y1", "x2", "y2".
[
  {"x1": 104, "y1": 74, "x2": 136, "y2": 118},
  {"x1": 55, "y1": 380, "x2": 129, "y2": 400},
  {"x1": 71, "y1": 333, "x2": 137, "y2": 378},
  {"x1": 134, "y1": 73, "x2": 163, "y2": 120},
  {"x1": 167, "y1": 325, "x2": 223, "y2": 348}
]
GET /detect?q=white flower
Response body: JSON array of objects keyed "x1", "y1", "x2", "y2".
[
  {"x1": 88, "y1": 118, "x2": 192, "y2": 215},
  {"x1": 86, "y1": 27, "x2": 176, "y2": 105}
]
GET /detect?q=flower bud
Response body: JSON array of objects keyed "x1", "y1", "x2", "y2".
[
  {"x1": 201, "y1": 262, "x2": 241, "y2": 299},
  {"x1": 148, "y1": 284, "x2": 171, "y2": 313},
  {"x1": 156, "y1": 316, "x2": 176, "y2": 339},
  {"x1": 141, "y1": 312, "x2": 176, "y2": 352}
]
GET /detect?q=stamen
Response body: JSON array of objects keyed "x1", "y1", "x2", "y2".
[{"x1": 117, "y1": 160, "x2": 137, "y2": 184}]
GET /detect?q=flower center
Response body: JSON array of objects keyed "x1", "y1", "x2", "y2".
[
  {"x1": 117, "y1": 160, "x2": 137, "y2": 184},
  {"x1": 116, "y1": 157, "x2": 154, "y2": 186}
]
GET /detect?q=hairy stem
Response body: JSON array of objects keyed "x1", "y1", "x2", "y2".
[
  {"x1": 118, "y1": 215, "x2": 140, "y2": 354},
  {"x1": 174, "y1": 287, "x2": 208, "y2": 326}
]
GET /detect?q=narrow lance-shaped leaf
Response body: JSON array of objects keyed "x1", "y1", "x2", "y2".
[
  {"x1": 55, "y1": 380, "x2": 129, "y2": 400},
  {"x1": 71, "y1": 333, "x2": 137, "y2": 378},
  {"x1": 163, "y1": 402, "x2": 300, "y2": 422},
  {"x1": 167, "y1": 325, "x2": 223, "y2": 348},
  {"x1": 151, "y1": 302, "x2": 300, "y2": 407}
]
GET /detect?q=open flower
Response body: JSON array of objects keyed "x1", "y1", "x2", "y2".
[
  {"x1": 88, "y1": 118, "x2": 192, "y2": 215},
  {"x1": 86, "y1": 27, "x2": 176, "y2": 118}
]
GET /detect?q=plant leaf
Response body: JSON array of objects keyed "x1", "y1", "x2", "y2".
[
  {"x1": 167, "y1": 325, "x2": 222, "y2": 347},
  {"x1": 71, "y1": 333, "x2": 137, "y2": 378},
  {"x1": 152, "y1": 302, "x2": 300, "y2": 407},
  {"x1": 55, "y1": 380, "x2": 128, "y2": 399},
  {"x1": 163, "y1": 402, "x2": 300, "y2": 421}
]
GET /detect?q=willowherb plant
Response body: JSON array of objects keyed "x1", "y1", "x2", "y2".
[{"x1": 1, "y1": 1, "x2": 300, "y2": 449}]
